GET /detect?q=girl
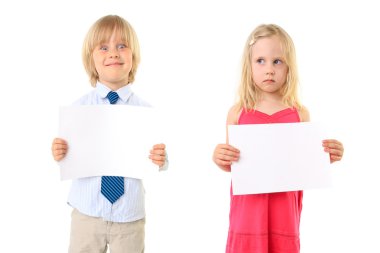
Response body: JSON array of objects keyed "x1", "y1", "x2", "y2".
[
  {"x1": 51, "y1": 15, "x2": 167, "y2": 253},
  {"x1": 212, "y1": 24, "x2": 344, "y2": 253}
]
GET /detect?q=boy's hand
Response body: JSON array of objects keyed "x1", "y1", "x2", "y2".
[
  {"x1": 323, "y1": 139, "x2": 344, "y2": 163},
  {"x1": 212, "y1": 144, "x2": 240, "y2": 172},
  {"x1": 149, "y1": 143, "x2": 166, "y2": 167},
  {"x1": 52, "y1": 138, "x2": 68, "y2": 161}
]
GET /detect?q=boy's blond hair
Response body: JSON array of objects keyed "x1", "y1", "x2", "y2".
[
  {"x1": 238, "y1": 24, "x2": 302, "y2": 111},
  {"x1": 82, "y1": 15, "x2": 140, "y2": 86}
]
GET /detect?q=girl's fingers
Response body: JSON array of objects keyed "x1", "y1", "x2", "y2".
[
  {"x1": 216, "y1": 152, "x2": 239, "y2": 162},
  {"x1": 322, "y1": 139, "x2": 344, "y2": 163},
  {"x1": 217, "y1": 144, "x2": 240, "y2": 153},
  {"x1": 323, "y1": 139, "x2": 343, "y2": 150},
  {"x1": 330, "y1": 154, "x2": 342, "y2": 162},
  {"x1": 216, "y1": 159, "x2": 233, "y2": 166}
]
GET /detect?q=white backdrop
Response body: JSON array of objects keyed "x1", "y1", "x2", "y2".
[{"x1": 0, "y1": 0, "x2": 379, "y2": 252}]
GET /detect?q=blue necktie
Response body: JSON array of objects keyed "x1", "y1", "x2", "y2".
[{"x1": 101, "y1": 91, "x2": 124, "y2": 204}]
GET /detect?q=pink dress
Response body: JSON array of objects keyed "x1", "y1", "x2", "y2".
[{"x1": 226, "y1": 108, "x2": 303, "y2": 253}]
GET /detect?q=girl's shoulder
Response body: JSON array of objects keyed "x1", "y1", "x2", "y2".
[
  {"x1": 227, "y1": 104, "x2": 242, "y2": 125},
  {"x1": 297, "y1": 105, "x2": 310, "y2": 122}
]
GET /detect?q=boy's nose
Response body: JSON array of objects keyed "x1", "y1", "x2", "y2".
[{"x1": 108, "y1": 48, "x2": 120, "y2": 58}]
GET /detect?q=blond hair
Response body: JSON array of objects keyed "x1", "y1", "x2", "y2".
[
  {"x1": 82, "y1": 15, "x2": 140, "y2": 86},
  {"x1": 237, "y1": 24, "x2": 302, "y2": 111}
]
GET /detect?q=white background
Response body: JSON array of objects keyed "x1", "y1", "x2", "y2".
[{"x1": 0, "y1": 0, "x2": 379, "y2": 252}]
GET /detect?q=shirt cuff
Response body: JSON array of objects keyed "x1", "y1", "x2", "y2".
[{"x1": 159, "y1": 151, "x2": 169, "y2": 171}]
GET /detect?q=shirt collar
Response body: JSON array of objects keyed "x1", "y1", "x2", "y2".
[{"x1": 95, "y1": 82, "x2": 132, "y2": 103}]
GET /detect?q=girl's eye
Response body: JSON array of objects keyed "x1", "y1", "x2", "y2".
[
  {"x1": 256, "y1": 59, "x2": 265, "y2": 64},
  {"x1": 274, "y1": 59, "x2": 283, "y2": 65}
]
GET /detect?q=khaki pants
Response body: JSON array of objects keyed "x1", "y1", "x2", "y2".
[{"x1": 69, "y1": 209, "x2": 145, "y2": 253}]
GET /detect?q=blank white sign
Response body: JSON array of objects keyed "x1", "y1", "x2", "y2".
[
  {"x1": 228, "y1": 122, "x2": 332, "y2": 195},
  {"x1": 59, "y1": 105, "x2": 162, "y2": 180}
]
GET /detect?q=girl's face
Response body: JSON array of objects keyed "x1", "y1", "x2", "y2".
[
  {"x1": 92, "y1": 30, "x2": 133, "y2": 90},
  {"x1": 251, "y1": 36, "x2": 288, "y2": 97}
]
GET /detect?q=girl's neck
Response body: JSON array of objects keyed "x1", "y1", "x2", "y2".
[
  {"x1": 258, "y1": 92, "x2": 283, "y2": 105},
  {"x1": 255, "y1": 94, "x2": 289, "y2": 115}
]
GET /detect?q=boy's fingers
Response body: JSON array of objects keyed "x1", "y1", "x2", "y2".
[
  {"x1": 150, "y1": 149, "x2": 165, "y2": 156},
  {"x1": 153, "y1": 143, "x2": 165, "y2": 149},
  {"x1": 149, "y1": 154, "x2": 165, "y2": 161}
]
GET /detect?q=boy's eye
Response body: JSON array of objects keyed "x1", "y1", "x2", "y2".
[
  {"x1": 117, "y1": 44, "x2": 127, "y2": 49},
  {"x1": 100, "y1": 45, "x2": 108, "y2": 51}
]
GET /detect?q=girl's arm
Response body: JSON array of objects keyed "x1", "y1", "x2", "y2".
[
  {"x1": 212, "y1": 105, "x2": 240, "y2": 172},
  {"x1": 298, "y1": 106, "x2": 344, "y2": 163},
  {"x1": 298, "y1": 106, "x2": 310, "y2": 122},
  {"x1": 323, "y1": 139, "x2": 344, "y2": 163}
]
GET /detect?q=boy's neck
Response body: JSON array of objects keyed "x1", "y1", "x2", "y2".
[{"x1": 99, "y1": 81, "x2": 129, "y2": 91}]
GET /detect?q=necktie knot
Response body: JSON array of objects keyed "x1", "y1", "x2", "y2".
[{"x1": 107, "y1": 91, "x2": 119, "y2": 104}]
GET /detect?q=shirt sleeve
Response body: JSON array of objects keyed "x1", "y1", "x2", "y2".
[{"x1": 159, "y1": 151, "x2": 169, "y2": 171}]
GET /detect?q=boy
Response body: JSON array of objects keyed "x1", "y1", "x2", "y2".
[{"x1": 52, "y1": 15, "x2": 167, "y2": 253}]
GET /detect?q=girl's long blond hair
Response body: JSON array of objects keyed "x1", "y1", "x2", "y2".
[
  {"x1": 82, "y1": 15, "x2": 140, "y2": 86},
  {"x1": 237, "y1": 24, "x2": 302, "y2": 111}
]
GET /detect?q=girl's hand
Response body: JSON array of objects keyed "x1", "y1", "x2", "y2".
[
  {"x1": 323, "y1": 139, "x2": 344, "y2": 163},
  {"x1": 213, "y1": 144, "x2": 240, "y2": 172},
  {"x1": 149, "y1": 143, "x2": 166, "y2": 167},
  {"x1": 52, "y1": 138, "x2": 68, "y2": 161}
]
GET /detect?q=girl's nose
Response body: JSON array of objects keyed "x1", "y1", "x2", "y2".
[{"x1": 266, "y1": 64, "x2": 276, "y2": 75}]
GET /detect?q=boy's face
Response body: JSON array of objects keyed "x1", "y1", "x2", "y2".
[{"x1": 92, "y1": 30, "x2": 132, "y2": 90}]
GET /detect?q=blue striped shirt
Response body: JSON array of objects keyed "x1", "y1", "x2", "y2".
[{"x1": 67, "y1": 82, "x2": 154, "y2": 222}]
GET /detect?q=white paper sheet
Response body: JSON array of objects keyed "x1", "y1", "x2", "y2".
[
  {"x1": 58, "y1": 105, "x2": 162, "y2": 180},
  {"x1": 228, "y1": 122, "x2": 331, "y2": 195}
]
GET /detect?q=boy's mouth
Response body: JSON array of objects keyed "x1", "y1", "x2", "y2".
[{"x1": 106, "y1": 62, "x2": 123, "y2": 66}]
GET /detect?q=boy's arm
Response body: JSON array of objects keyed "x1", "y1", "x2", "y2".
[
  {"x1": 149, "y1": 143, "x2": 168, "y2": 170},
  {"x1": 51, "y1": 138, "x2": 68, "y2": 161}
]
